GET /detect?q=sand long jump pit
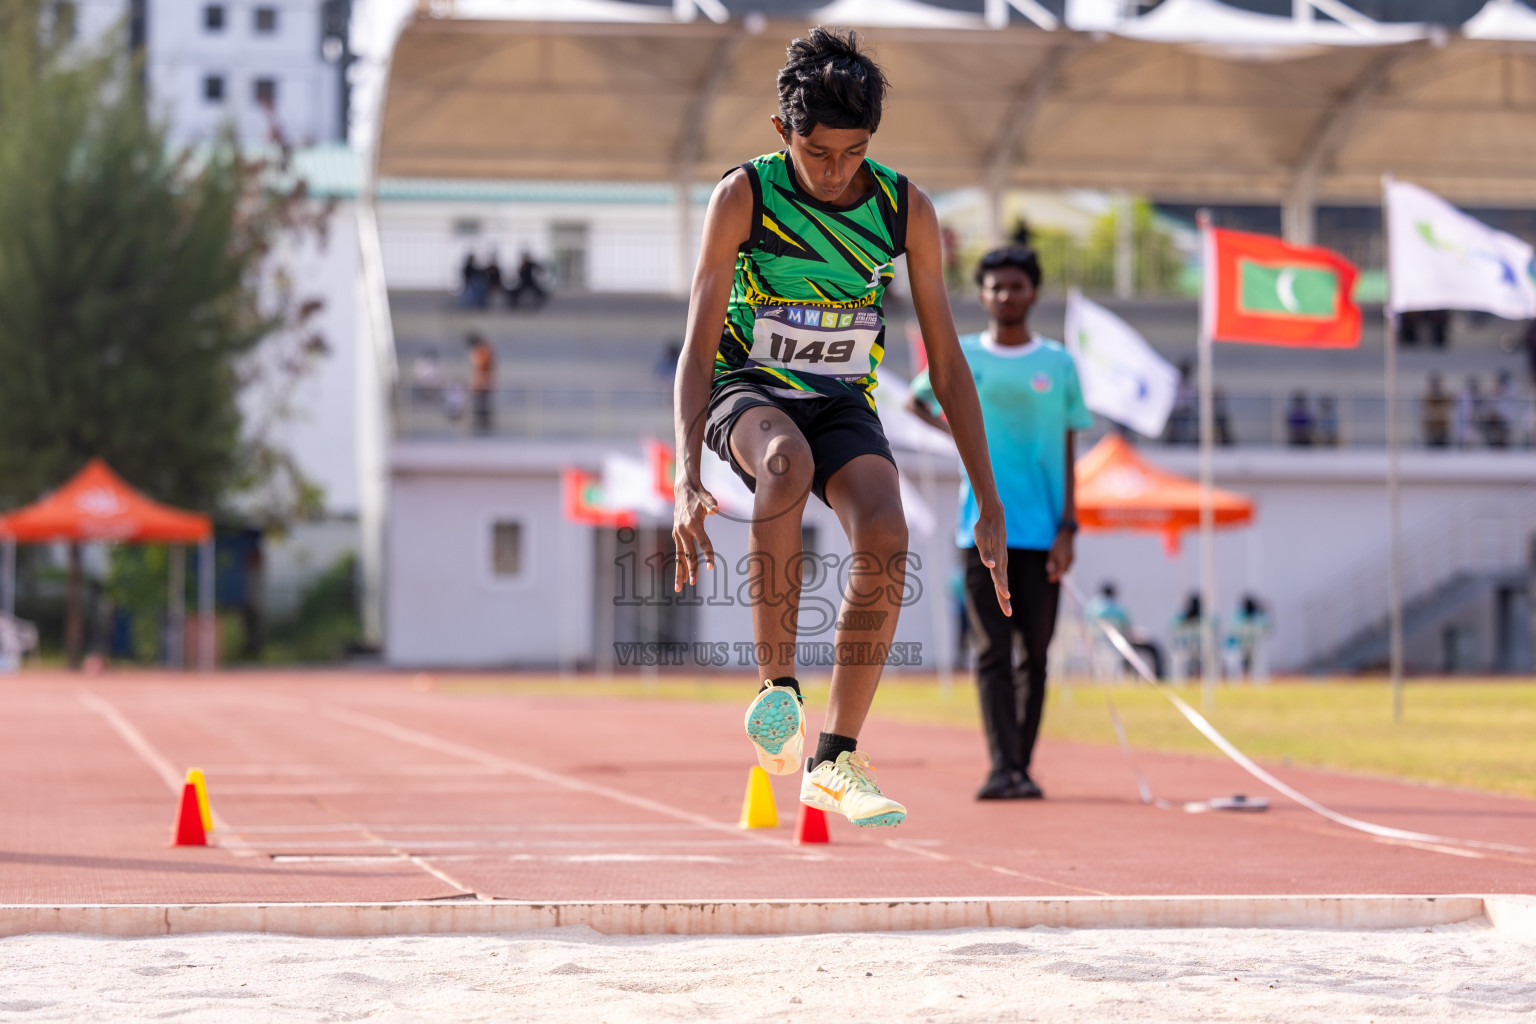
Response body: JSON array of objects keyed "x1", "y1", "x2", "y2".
[{"x1": 2, "y1": 896, "x2": 1533, "y2": 1022}]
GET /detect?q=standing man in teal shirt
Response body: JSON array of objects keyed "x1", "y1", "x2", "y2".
[{"x1": 908, "y1": 247, "x2": 1093, "y2": 800}]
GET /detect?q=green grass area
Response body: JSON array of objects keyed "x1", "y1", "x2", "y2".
[
  {"x1": 435, "y1": 674, "x2": 1536, "y2": 800},
  {"x1": 870, "y1": 679, "x2": 1536, "y2": 801}
]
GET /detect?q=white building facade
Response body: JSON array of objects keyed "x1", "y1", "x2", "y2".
[
  {"x1": 57, "y1": 0, "x2": 351, "y2": 148},
  {"x1": 146, "y1": 0, "x2": 351, "y2": 147}
]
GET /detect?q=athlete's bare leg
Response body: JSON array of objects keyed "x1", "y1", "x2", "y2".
[
  {"x1": 728, "y1": 407, "x2": 814, "y2": 682},
  {"x1": 821, "y1": 454, "x2": 906, "y2": 738}
]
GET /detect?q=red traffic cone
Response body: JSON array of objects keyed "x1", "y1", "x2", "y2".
[
  {"x1": 171, "y1": 782, "x2": 207, "y2": 846},
  {"x1": 793, "y1": 803, "x2": 829, "y2": 845}
]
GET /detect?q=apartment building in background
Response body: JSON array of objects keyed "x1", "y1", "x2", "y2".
[{"x1": 54, "y1": 0, "x2": 353, "y2": 147}]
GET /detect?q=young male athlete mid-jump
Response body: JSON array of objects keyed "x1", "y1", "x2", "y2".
[{"x1": 671, "y1": 28, "x2": 1011, "y2": 828}]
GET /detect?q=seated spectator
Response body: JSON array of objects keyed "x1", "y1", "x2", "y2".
[
  {"x1": 509, "y1": 251, "x2": 548, "y2": 310},
  {"x1": 1166, "y1": 360, "x2": 1197, "y2": 445},
  {"x1": 1455, "y1": 376, "x2": 1482, "y2": 447},
  {"x1": 410, "y1": 348, "x2": 442, "y2": 407},
  {"x1": 1524, "y1": 320, "x2": 1536, "y2": 388},
  {"x1": 1486, "y1": 370, "x2": 1519, "y2": 448},
  {"x1": 655, "y1": 341, "x2": 682, "y2": 382},
  {"x1": 1170, "y1": 592, "x2": 1210, "y2": 681},
  {"x1": 1084, "y1": 583, "x2": 1164, "y2": 680},
  {"x1": 484, "y1": 251, "x2": 504, "y2": 305},
  {"x1": 1315, "y1": 395, "x2": 1339, "y2": 447},
  {"x1": 1285, "y1": 391, "x2": 1313, "y2": 447},
  {"x1": 1422, "y1": 372, "x2": 1451, "y2": 447},
  {"x1": 1400, "y1": 309, "x2": 1450, "y2": 348},
  {"x1": 1227, "y1": 594, "x2": 1271, "y2": 681},
  {"x1": 1084, "y1": 583, "x2": 1131, "y2": 636},
  {"x1": 458, "y1": 251, "x2": 486, "y2": 309}
]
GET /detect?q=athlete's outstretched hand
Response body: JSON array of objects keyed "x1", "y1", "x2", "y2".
[
  {"x1": 672, "y1": 480, "x2": 719, "y2": 592},
  {"x1": 974, "y1": 505, "x2": 1012, "y2": 617}
]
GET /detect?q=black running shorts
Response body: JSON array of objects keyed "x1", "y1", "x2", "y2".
[{"x1": 704, "y1": 379, "x2": 896, "y2": 507}]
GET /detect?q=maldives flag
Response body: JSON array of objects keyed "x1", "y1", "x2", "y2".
[
  {"x1": 1205, "y1": 228, "x2": 1361, "y2": 348},
  {"x1": 562, "y1": 468, "x2": 636, "y2": 529},
  {"x1": 646, "y1": 439, "x2": 676, "y2": 504}
]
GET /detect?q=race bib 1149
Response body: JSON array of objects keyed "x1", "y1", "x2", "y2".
[{"x1": 748, "y1": 306, "x2": 882, "y2": 381}]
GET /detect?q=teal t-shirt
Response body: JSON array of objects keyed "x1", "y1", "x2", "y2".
[{"x1": 911, "y1": 333, "x2": 1093, "y2": 550}]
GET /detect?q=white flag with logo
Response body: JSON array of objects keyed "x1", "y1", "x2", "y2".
[
  {"x1": 1385, "y1": 179, "x2": 1536, "y2": 320},
  {"x1": 601, "y1": 453, "x2": 669, "y2": 517},
  {"x1": 1064, "y1": 289, "x2": 1178, "y2": 438}
]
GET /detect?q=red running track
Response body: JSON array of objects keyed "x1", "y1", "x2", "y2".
[{"x1": 3, "y1": 671, "x2": 1533, "y2": 904}]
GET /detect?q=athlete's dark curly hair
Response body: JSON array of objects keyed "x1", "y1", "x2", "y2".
[{"x1": 776, "y1": 27, "x2": 888, "y2": 138}]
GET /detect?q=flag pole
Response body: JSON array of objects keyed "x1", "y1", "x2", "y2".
[
  {"x1": 1197, "y1": 210, "x2": 1218, "y2": 712},
  {"x1": 1382, "y1": 174, "x2": 1404, "y2": 722}
]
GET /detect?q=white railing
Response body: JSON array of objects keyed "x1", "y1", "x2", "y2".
[
  {"x1": 395, "y1": 383, "x2": 674, "y2": 440},
  {"x1": 392, "y1": 377, "x2": 1536, "y2": 450},
  {"x1": 379, "y1": 229, "x2": 677, "y2": 294},
  {"x1": 1145, "y1": 383, "x2": 1536, "y2": 450},
  {"x1": 1300, "y1": 489, "x2": 1536, "y2": 667}
]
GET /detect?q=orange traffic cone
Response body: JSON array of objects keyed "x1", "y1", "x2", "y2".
[
  {"x1": 171, "y1": 782, "x2": 206, "y2": 846},
  {"x1": 793, "y1": 802, "x2": 829, "y2": 845}
]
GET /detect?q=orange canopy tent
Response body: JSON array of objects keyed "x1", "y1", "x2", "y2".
[
  {"x1": 1076, "y1": 435, "x2": 1254, "y2": 555},
  {"x1": 0, "y1": 459, "x2": 210, "y2": 543},
  {"x1": 0, "y1": 460, "x2": 215, "y2": 670}
]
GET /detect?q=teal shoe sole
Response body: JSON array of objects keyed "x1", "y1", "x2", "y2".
[
  {"x1": 746, "y1": 690, "x2": 800, "y2": 756},
  {"x1": 851, "y1": 811, "x2": 906, "y2": 828}
]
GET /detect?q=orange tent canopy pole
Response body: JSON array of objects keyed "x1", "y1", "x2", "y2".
[
  {"x1": 1074, "y1": 435, "x2": 1254, "y2": 555},
  {"x1": 0, "y1": 459, "x2": 211, "y2": 544}
]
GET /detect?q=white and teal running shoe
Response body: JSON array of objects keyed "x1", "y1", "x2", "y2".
[
  {"x1": 800, "y1": 750, "x2": 907, "y2": 828},
  {"x1": 744, "y1": 683, "x2": 804, "y2": 776}
]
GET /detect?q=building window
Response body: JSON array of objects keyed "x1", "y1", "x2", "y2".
[
  {"x1": 253, "y1": 77, "x2": 277, "y2": 107},
  {"x1": 203, "y1": 75, "x2": 225, "y2": 102},
  {"x1": 491, "y1": 522, "x2": 523, "y2": 578},
  {"x1": 203, "y1": 4, "x2": 224, "y2": 30},
  {"x1": 254, "y1": 6, "x2": 277, "y2": 32},
  {"x1": 550, "y1": 222, "x2": 589, "y2": 291}
]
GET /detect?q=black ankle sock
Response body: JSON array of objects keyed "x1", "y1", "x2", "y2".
[
  {"x1": 814, "y1": 732, "x2": 858, "y2": 768},
  {"x1": 759, "y1": 676, "x2": 801, "y2": 697}
]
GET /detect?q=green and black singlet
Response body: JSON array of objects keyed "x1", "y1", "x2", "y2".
[{"x1": 713, "y1": 151, "x2": 909, "y2": 410}]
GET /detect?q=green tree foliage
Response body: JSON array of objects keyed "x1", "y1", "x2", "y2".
[
  {"x1": 264, "y1": 553, "x2": 361, "y2": 663},
  {"x1": 1025, "y1": 199, "x2": 1186, "y2": 296},
  {"x1": 0, "y1": 0, "x2": 329, "y2": 517}
]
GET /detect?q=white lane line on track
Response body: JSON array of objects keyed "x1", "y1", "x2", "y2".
[
  {"x1": 77, "y1": 689, "x2": 182, "y2": 793},
  {"x1": 226, "y1": 823, "x2": 726, "y2": 834},
  {"x1": 236, "y1": 839, "x2": 807, "y2": 850},
  {"x1": 230, "y1": 692, "x2": 1070, "y2": 881},
  {"x1": 885, "y1": 839, "x2": 1113, "y2": 897},
  {"x1": 76, "y1": 688, "x2": 259, "y2": 857},
  {"x1": 307, "y1": 702, "x2": 795, "y2": 850},
  {"x1": 297, "y1": 792, "x2": 487, "y2": 900}
]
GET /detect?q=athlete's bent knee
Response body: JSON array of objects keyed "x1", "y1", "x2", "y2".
[{"x1": 756, "y1": 434, "x2": 813, "y2": 496}]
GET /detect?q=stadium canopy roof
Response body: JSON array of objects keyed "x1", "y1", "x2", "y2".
[
  {"x1": 374, "y1": 0, "x2": 1536, "y2": 242},
  {"x1": 1464, "y1": 0, "x2": 1536, "y2": 39}
]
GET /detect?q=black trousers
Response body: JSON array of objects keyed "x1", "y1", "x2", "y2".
[{"x1": 964, "y1": 547, "x2": 1060, "y2": 777}]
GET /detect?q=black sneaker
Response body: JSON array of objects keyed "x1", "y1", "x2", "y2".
[
  {"x1": 975, "y1": 771, "x2": 1017, "y2": 800},
  {"x1": 1007, "y1": 771, "x2": 1044, "y2": 800}
]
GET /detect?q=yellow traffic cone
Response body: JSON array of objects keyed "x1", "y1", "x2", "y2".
[
  {"x1": 738, "y1": 766, "x2": 779, "y2": 829},
  {"x1": 186, "y1": 768, "x2": 213, "y2": 833}
]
